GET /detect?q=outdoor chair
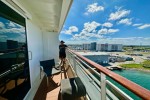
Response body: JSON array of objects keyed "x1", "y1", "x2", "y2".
[
  {"x1": 40, "y1": 59, "x2": 61, "y2": 86},
  {"x1": 60, "y1": 77, "x2": 86, "y2": 100}
]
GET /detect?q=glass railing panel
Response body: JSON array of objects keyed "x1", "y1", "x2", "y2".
[{"x1": 66, "y1": 49, "x2": 150, "y2": 100}]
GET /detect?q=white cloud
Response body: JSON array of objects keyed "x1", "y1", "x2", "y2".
[
  {"x1": 72, "y1": 32, "x2": 103, "y2": 40},
  {"x1": 0, "y1": 35, "x2": 7, "y2": 38},
  {"x1": 0, "y1": 35, "x2": 8, "y2": 42},
  {"x1": 6, "y1": 21, "x2": 23, "y2": 28},
  {"x1": 98, "y1": 28, "x2": 108, "y2": 34},
  {"x1": 118, "y1": 18, "x2": 132, "y2": 25},
  {"x1": 102, "y1": 22, "x2": 113, "y2": 27},
  {"x1": 98, "y1": 28, "x2": 119, "y2": 34},
  {"x1": 83, "y1": 21, "x2": 101, "y2": 32},
  {"x1": 71, "y1": 21, "x2": 120, "y2": 41},
  {"x1": 84, "y1": 3, "x2": 104, "y2": 15},
  {"x1": 67, "y1": 37, "x2": 150, "y2": 45},
  {"x1": 0, "y1": 27, "x2": 25, "y2": 34},
  {"x1": 132, "y1": 23, "x2": 142, "y2": 26},
  {"x1": 61, "y1": 26, "x2": 78, "y2": 35},
  {"x1": 0, "y1": 22, "x2": 5, "y2": 29},
  {"x1": 109, "y1": 8, "x2": 130, "y2": 20},
  {"x1": 0, "y1": 21, "x2": 25, "y2": 42},
  {"x1": 108, "y1": 29, "x2": 119, "y2": 33},
  {"x1": 7, "y1": 21, "x2": 16, "y2": 28},
  {"x1": 72, "y1": 21, "x2": 101, "y2": 40},
  {"x1": 138, "y1": 24, "x2": 150, "y2": 29},
  {"x1": 0, "y1": 21, "x2": 25, "y2": 34},
  {"x1": 96, "y1": 37, "x2": 150, "y2": 45}
]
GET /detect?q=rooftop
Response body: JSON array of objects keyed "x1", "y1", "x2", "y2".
[{"x1": 77, "y1": 52, "x2": 109, "y2": 56}]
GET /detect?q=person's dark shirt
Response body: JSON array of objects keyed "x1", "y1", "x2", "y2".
[{"x1": 59, "y1": 44, "x2": 67, "y2": 53}]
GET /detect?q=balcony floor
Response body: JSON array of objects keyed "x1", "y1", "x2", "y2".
[
  {"x1": 34, "y1": 59, "x2": 85, "y2": 100},
  {"x1": 34, "y1": 70, "x2": 68, "y2": 100}
]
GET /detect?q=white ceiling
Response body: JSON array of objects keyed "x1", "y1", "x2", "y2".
[{"x1": 18, "y1": 0, "x2": 63, "y2": 32}]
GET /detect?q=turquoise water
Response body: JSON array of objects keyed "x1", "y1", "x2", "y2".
[{"x1": 111, "y1": 70, "x2": 150, "y2": 99}]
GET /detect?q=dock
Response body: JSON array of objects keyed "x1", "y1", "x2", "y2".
[{"x1": 106, "y1": 66, "x2": 123, "y2": 71}]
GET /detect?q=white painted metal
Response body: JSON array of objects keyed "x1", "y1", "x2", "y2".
[
  {"x1": 1, "y1": 0, "x2": 32, "y2": 19},
  {"x1": 67, "y1": 50, "x2": 134, "y2": 100},
  {"x1": 106, "y1": 80, "x2": 133, "y2": 100},
  {"x1": 101, "y1": 73, "x2": 106, "y2": 100},
  {"x1": 16, "y1": 0, "x2": 72, "y2": 32},
  {"x1": 75, "y1": 59, "x2": 101, "y2": 91},
  {"x1": 73, "y1": 55, "x2": 77, "y2": 73},
  {"x1": 106, "y1": 89, "x2": 119, "y2": 100}
]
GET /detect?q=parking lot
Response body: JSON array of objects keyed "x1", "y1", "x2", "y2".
[{"x1": 106, "y1": 51, "x2": 150, "y2": 67}]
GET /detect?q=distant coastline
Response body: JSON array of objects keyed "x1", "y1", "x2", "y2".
[{"x1": 123, "y1": 68, "x2": 150, "y2": 73}]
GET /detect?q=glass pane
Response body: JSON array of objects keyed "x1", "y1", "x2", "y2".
[{"x1": 0, "y1": 8, "x2": 30, "y2": 100}]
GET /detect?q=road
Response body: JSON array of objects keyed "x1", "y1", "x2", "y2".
[{"x1": 106, "y1": 51, "x2": 149, "y2": 67}]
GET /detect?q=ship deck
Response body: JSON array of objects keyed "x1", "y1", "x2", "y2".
[
  {"x1": 34, "y1": 61, "x2": 83, "y2": 100},
  {"x1": 34, "y1": 73, "x2": 66, "y2": 100}
]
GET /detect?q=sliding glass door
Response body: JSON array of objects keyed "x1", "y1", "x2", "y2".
[{"x1": 0, "y1": 1, "x2": 30, "y2": 100}]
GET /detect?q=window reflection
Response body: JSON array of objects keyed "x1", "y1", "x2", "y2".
[{"x1": 0, "y1": 15, "x2": 30, "y2": 99}]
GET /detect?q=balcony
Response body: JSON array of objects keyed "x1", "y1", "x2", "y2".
[{"x1": 34, "y1": 49, "x2": 150, "y2": 100}]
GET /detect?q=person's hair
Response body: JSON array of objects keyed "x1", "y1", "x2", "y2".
[{"x1": 60, "y1": 40, "x2": 65, "y2": 43}]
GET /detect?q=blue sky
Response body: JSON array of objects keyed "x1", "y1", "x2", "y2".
[
  {"x1": 59, "y1": 0, "x2": 150, "y2": 45},
  {"x1": 0, "y1": 17, "x2": 25, "y2": 43}
]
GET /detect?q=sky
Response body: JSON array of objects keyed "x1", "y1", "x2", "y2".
[
  {"x1": 59, "y1": 0, "x2": 150, "y2": 45},
  {"x1": 0, "y1": 17, "x2": 25, "y2": 43}
]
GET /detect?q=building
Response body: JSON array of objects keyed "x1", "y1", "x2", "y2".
[
  {"x1": 83, "y1": 43, "x2": 91, "y2": 50},
  {"x1": 0, "y1": 1, "x2": 149, "y2": 100},
  {"x1": 91, "y1": 42, "x2": 96, "y2": 51},
  {"x1": 78, "y1": 52, "x2": 110, "y2": 65},
  {"x1": 7, "y1": 40, "x2": 18, "y2": 50},
  {"x1": 68, "y1": 44, "x2": 83, "y2": 50},
  {"x1": 96, "y1": 43, "x2": 123, "y2": 51},
  {"x1": 0, "y1": 42, "x2": 7, "y2": 52}
]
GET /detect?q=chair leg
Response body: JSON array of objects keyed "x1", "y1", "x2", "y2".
[
  {"x1": 47, "y1": 77, "x2": 49, "y2": 87},
  {"x1": 61, "y1": 65, "x2": 62, "y2": 79},
  {"x1": 61, "y1": 65, "x2": 64, "y2": 79}
]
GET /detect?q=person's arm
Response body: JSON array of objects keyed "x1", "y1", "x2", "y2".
[{"x1": 65, "y1": 45, "x2": 68, "y2": 50}]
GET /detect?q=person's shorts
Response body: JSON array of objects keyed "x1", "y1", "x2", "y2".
[{"x1": 59, "y1": 52, "x2": 66, "y2": 58}]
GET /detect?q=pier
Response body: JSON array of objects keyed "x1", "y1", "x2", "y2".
[{"x1": 106, "y1": 66, "x2": 123, "y2": 71}]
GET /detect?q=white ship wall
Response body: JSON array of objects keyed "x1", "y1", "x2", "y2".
[
  {"x1": 43, "y1": 32, "x2": 59, "y2": 63},
  {"x1": 24, "y1": 19, "x2": 44, "y2": 100},
  {"x1": 1, "y1": 0, "x2": 73, "y2": 99}
]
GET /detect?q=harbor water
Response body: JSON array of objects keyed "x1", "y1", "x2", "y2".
[{"x1": 112, "y1": 70, "x2": 150, "y2": 99}]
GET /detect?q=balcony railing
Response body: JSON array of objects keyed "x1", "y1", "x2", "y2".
[{"x1": 66, "y1": 49, "x2": 150, "y2": 100}]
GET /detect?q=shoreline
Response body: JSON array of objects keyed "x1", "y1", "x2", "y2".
[{"x1": 123, "y1": 68, "x2": 150, "y2": 73}]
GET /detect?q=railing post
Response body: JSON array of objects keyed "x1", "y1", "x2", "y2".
[
  {"x1": 73, "y1": 55, "x2": 77, "y2": 73},
  {"x1": 101, "y1": 73, "x2": 106, "y2": 100},
  {"x1": 67, "y1": 50, "x2": 71, "y2": 63},
  {"x1": 67, "y1": 51, "x2": 70, "y2": 61}
]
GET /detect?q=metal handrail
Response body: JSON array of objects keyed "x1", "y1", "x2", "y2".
[{"x1": 68, "y1": 49, "x2": 150, "y2": 100}]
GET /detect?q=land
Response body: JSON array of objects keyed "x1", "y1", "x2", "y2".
[
  {"x1": 120, "y1": 60, "x2": 150, "y2": 71},
  {"x1": 106, "y1": 45, "x2": 150, "y2": 72}
]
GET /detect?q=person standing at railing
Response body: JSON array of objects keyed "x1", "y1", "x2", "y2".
[{"x1": 58, "y1": 40, "x2": 68, "y2": 68}]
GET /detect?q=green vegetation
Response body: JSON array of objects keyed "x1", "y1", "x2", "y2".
[
  {"x1": 120, "y1": 60, "x2": 150, "y2": 70},
  {"x1": 142, "y1": 60, "x2": 150, "y2": 68},
  {"x1": 123, "y1": 45, "x2": 150, "y2": 52},
  {"x1": 120, "y1": 64, "x2": 143, "y2": 68},
  {"x1": 140, "y1": 52, "x2": 150, "y2": 54}
]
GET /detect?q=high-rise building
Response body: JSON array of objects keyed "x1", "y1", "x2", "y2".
[
  {"x1": 96, "y1": 43, "x2": 123, "y2": 51},
  {"x1": 0, "y1": 42, "x2": 7, "y2": 52},
  {"x1": 7, "y1": 40, "x2": 18, "y2": 50},
  {"x1": 91, "y1": 42, "x2": 96, "y2": 51},
  {"x1": 83, "y1": 43, "x2": 91, "y2": 50}
]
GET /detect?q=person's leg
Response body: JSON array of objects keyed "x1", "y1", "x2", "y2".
[
  {"x1": 62, "y1": 58, "x2": 65, "y2": 66},
  {"x1": 59, "y1": 58, "x2": 63, "y2": 67},
  {"x1": 62, "y1": 53, "x2": 66, "y2": 65}
]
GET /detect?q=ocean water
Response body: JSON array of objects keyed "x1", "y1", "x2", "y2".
[{"x1": 111, "y1": 70, "x2": 150, "y2": 99}]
